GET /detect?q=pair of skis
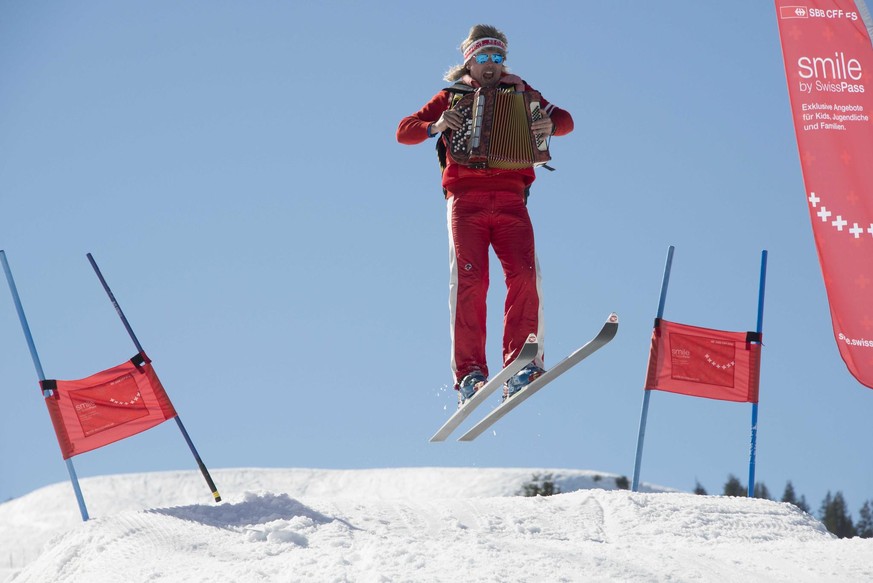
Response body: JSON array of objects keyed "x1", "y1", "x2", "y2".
[{"x1": 430, "y1": 313, "x2": 619, "y2": 442}]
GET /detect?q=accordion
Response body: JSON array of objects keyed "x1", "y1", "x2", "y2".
[{"x1": 446, "y1": 87, "x2": 551, "y2": 170}]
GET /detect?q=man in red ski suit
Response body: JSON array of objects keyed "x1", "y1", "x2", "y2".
[{"x1": 396, "y1": 24, "x2": 573, "y2": 404}]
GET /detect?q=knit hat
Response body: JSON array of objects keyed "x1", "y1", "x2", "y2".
[{"x1": 462, "y1": 37, "x2": 508, "y2": 63}]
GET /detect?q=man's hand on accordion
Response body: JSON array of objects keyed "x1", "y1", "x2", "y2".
[
  {"x1": 530, "y1": 112, "x2": 554, "y2": 136},
  {"x1": 433, "y1": 109, "x2": 465, "y2": 133}
]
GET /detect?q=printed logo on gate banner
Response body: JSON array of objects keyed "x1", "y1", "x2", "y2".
[
  {"x1": 669, "y1": 333, "x2": 737, "y2": 388},
  {"x1": 69, "y1": 373, "x2": 149, "y2": 436},
  {"x1": 781, "y1": 6, "x2": 809, "y2": 19}
]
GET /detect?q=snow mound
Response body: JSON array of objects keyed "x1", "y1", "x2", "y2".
[{"x1": 2, "y1": 468, "x2": 870, "y2": 582}]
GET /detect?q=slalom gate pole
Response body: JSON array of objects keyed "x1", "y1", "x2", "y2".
[
  {"x1": 87, "y1": 253, "x2": 222, "y2": 503},
  {"x1": 747, "y1": 250, "x2": 768, "y2": 497},
  {"x1": 630, "y1": 391, "x2": 652, "y2": 493},
  {"x1": 632, "y1": 245, "x2": 674, "y2": 492},
  {"x1": 1, "y1": 251, "x2": 90, "y2": 521}
]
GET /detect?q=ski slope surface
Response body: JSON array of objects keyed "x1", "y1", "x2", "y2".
[{"x1": 1, "y1": 467, "x2": 870, "y2": 582}]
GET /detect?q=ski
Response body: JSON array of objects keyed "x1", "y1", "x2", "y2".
[
  {"x1": 458, "y1": 313, "x2": 618, "y2": 442},
  {"x1": 429, "y1": 335, "x2": 540, "y2": 442}
]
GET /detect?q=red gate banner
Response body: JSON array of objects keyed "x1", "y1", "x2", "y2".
[
  {"x1": 645, "y1": 320, "x2": 762, "y2": 403},
  {"x1": 41, "y1": 354, "x2": 177, "y2": 459},
  {"x1": 775, "y1": 0, "x2": 873, "y2": 389}
]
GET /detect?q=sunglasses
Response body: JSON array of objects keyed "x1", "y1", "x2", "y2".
[{"x1": 473, "y1": 53, "x2": 505, "y2": 64}]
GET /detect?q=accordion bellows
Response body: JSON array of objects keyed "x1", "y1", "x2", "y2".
[{"x1": 447, "y1": 87, "x2": 551, "y2": 169}]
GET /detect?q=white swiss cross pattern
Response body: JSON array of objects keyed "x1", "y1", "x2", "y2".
[
  {"x1": 808, "y1": 191, "x2": 873, "y2": 240},
  {"x1": 704, "y1": 353, "x2": 736, "y2": 370}
]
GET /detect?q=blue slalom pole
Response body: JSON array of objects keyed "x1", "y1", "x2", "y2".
[
  {"x1": 87, "y1": 253, "x2": 221, "y2": 503},
  {"x1": 1, "y1": 251, "x2": 90, "y2": 521},
  {"x1": 747, "y1": 250, "x2": 767, "y2": 497},
  {"x1": 631, "y1": 392, "x2": 652, "y2": 493},
  {"x1": 0, "y1": 251, "x2": 46, "y2": 384},
  {"x1": 655, "y1": 246, "x2": 675, "y2": 320},
  {"x1": 632, "y1": 245, "x2": 675, "y2": 492}
]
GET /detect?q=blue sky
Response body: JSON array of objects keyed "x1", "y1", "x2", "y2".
[{"x1": 1, "y1": 1, "x2": 870, "y2": 516}]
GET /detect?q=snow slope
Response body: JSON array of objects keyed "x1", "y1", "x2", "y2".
[{"x1": 1, "y1": 468, "x2": 870, "y2": 582}]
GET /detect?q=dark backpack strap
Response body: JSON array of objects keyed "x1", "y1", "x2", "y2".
[{"x1": 444, "y1": 82, "x2": 475, "y2": 96}]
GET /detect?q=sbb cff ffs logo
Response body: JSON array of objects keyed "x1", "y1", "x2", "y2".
[{"x1": 780, "y1": 5, "x2": 861, "y2": 20}]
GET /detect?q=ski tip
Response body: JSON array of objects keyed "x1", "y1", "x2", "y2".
[{"x1": 607, "y1": 312, "x2": 619, "y2": 324}]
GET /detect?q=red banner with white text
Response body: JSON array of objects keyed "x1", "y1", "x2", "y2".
[
  {"x1": 645, "y1": 320, "x2": 762, "y2": 403},
  {"x1": 41, "y1": 354, "x2": 177, "y2": 459},
  {"x1": 775, "y1": 0, "x2": 873, "y2": 389}
]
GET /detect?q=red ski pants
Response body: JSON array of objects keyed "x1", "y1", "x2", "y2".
[{"x1": 447, "y1": 190, "x2": 544, "y2": 386}]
